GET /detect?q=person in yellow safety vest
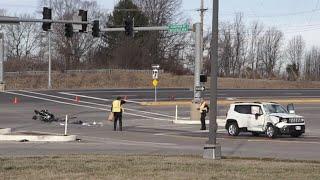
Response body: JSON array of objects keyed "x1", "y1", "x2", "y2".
[
  {"x1": 111, "y1": 96, "x2": 126, "y2": 131},
  {"x1": 199, "y1": 99, "x2": 209, "y2": 130}
]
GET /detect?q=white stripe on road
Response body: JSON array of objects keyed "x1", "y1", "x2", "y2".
[
  {"x1": 65, "y1": 89, "x2": 191, "y2": 94},
  {"x1": 5, "y1": 91, "x2": 172, "y2": 122},
  {"x1": 247, "y1": 139, "x2": 320, "y2": 145},
  {"x1": 59, "y1": 91, "x2": 140, "y2": 104},
  {"x1": 58, "y1": 91, "x2": 178, "y2": 118}
]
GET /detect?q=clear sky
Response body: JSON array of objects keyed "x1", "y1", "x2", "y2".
[{"x1": 1, "y1": 0, "x2": 320, "y2": 47}]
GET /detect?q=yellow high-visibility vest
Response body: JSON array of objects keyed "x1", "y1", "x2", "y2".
[
  {"x1": 199, "y1": 102, "x2": 208, "y2": 112},
  {"x1": 112, "y1": 100, "x2": 121, "y2": 112}
]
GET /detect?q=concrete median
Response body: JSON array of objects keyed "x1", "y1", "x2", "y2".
[
  {"x1": 0, "y1": 131, "x2": 77, "y2": 142},
  {"x1": 0, "y1": 128, "x2": 11, "y2": 134},
  {"x1": 173, "y1": 117, "x2": 226, "y2": 127}
]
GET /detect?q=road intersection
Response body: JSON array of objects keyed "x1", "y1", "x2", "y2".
[{"x1": 1, "y1": 88, "x2": 320, "y2": 160}]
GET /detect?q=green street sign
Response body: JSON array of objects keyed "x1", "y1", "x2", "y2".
[{"x1": 168, "y1": 24, "x2": 190, "y2": 32}]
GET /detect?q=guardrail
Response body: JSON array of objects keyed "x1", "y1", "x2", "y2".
[{"x1": 5, "y1": 69, "x2": 164, "y2": 76}]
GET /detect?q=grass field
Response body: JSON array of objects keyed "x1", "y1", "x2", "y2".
[
  {"x1": 5, "y1": 72, "x2": 320, "y2": 90},
  {"x1": 0, "y1": 155, "x2": 319, "y2": 180}
]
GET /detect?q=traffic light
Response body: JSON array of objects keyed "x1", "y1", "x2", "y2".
[
  {"x1": 200, "y1": 74, "x2": 207, "y2": 83},
  {"x1": 124, "y1": 18, "x2": 133, "y2": 37},
  {"x1": 65, "y1": 23, "x2": 73, "y2": 38},
  {"x1": 79, "y1": 10, "x2": 87, "y2": 32},
  {"x1": 42, "y1": 7, "x2": 52, "y2": 31},
  {"x1": 92, "y1": 20, "x2": 100, "y2": 37}
]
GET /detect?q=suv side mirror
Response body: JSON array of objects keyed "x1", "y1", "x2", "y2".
[{"x1": 287, "y1": 103, "x2": 295, "y2": 114}]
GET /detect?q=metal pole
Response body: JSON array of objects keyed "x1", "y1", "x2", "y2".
[
  {"x1": 154, "y1": 86, "x2": 156, "y2": 102},
  {"x1": 194, "y1": 23, "x2": 201, "y2": 103},
  {"x1": 48, "y1": 0, "x2": 52, "y2": 89},
  {"x1": 200, "y1": 0, "x2": 205, "y2": 73},
  {"x1": 175, "y1": 105, "x2": 178, "y2": 122},
  {"x1": 64, "y1": 115, "x2": 68, "y2": 136},
  {"x1": 0, "y1": 33, "x2": 3, "y2": 84},
  {"x1": 48, "y1": 31, "x2": 52, "y2": 89},
  {"x1": 208, "y1": 0, "x2": 219, "y2": 145},
  {"x1": 203, "y1": 0, "x2": 221, "y2": 160}
]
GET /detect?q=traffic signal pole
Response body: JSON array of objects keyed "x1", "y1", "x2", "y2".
[{"x1": 48, "y1": 1, "x2": 52, "y2": 89}]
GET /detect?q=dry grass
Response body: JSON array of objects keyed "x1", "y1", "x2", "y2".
[
  {"x1": 5, "y1": 72, "x2": 320, "y2": 90},
  {"x1": 0, "y1": 155, "x2": 319, "y2": 180}
]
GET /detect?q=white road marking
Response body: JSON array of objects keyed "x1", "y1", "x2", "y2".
[
  {"x1": 58, "y1": 91, "x2": 178, "y2": 118},
  {"x1": 60, "y1": 92, "x2": 193, "y2": 102},
  {"x1": 284, "y1": 93, "x2": 303, "y2": 95},
  {"x1": 5, "y1": 91, "x2": 172, "y2": 122},
  {"x1": 59, "y1": 91, "x2": 141, "y2": 104},
  {"x1": 65, "y1": 89, "x2": 191, "y2": 94},
  {"x1": 247, "y1": 139, "x2": 320, "y2": 145}
]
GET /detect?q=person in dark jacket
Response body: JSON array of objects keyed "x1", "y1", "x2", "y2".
[
  {"x1": 199, "y1": 99, "x2": 209, "y2": 130},
  {"x1": 111, "y1": 96, "x2": 126, "y2": 131}
]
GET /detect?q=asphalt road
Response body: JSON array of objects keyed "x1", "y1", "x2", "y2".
[
  {"x1": 23, "y1": 88, "x2": 320, "y2": 101},
  {"x1": 1, "y1": 88, "x2": 320, "y2": 160}
]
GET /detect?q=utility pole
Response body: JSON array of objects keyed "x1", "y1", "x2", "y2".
[
  {"x1": 48, "y1": 0, "x2": 52, "y2": 89},
  {"x1": 203, "y1": 0, "x2": 221, "y2": 159},
  {"x1": 0, "y1": 32, "x2": 4, "y2": 92},
  {"x1": 199, "y1": 0, "x2": 207, "y2": 72}
]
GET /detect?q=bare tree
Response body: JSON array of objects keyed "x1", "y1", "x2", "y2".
[
  {"x1": 286, "y1": 35, "x2": 305, "y2": 80},
  {"x1": 218, "y1": 22, "x2": 233, "y2": 77},
  {"x1": 231, "y1": 13, "x2": 247, "y2": 77},
  {"x1": 259, "y1": 27, "x2": 283, "y2": 78},
  {"x1": 304, "y1": 47, "x2": 320, "y2": 80},
  {"x1": 134, "y1": 0, "x2": 188, "y2": 73},
  {"x1": 247, "y1": 21, "x2": 264, "y2": 78},
  {"x1": 4, "y1": 14, "x2": 41, "y2": 61},
  {"x1": 38, "y1": 0, "x2": 103, "y2": 70}
]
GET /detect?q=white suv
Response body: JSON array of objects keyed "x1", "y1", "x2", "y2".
[{"x1": 225, "y1": 102, "x2": 305, "y2": 138}]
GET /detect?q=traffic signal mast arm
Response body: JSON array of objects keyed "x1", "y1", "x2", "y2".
[
  {"x1": 101, "y1": 26, "x2": 192, "y2": 32},
  {"x1": 0, "y1": 17, "x2": 90, "y2": 25},
  {"x1": 0, "y1": 16, "x2": 193, "y2": 32}
]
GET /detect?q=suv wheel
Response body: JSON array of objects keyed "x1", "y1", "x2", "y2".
[
  {"x1": 227, "y1": 122, "x2": 240, "y2": 136},
  {"x1": 266, "y1": 124, "x2": 277, "y2": 138},
  {"x1": 290, "y1": 132, "x2": 302, "y2": 138}
]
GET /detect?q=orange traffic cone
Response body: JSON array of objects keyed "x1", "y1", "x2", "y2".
[
  {"x1": 13, "y1": 97, "x2": 19, "y2": 104},
  {"x1": 75, "y1": 96, "x2": 80, "y2": 102}
]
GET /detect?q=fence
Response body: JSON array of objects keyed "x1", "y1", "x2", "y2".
[{"x1": 5, "y1": 69, "x2": 165, "y2": 76}]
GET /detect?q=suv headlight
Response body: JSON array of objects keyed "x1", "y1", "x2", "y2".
[{"x1": 281, "y1": 118, "x2": 288, "y2": 123}]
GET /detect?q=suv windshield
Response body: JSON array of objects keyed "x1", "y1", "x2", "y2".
[{"x1": 263, "y1": 104, "x2": 288, "y2": 114}]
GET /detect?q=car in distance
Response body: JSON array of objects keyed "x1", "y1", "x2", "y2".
[{"x1": 225, "y1": 102, "x2": 305, "y2": 138}]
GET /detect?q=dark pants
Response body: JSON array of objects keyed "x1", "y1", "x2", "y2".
[
  {"x1": 114, "y1": 112, "x2": 122, "y2": 131},
  {"x1": 200, "y1": 112, "x2": 207, "y2": 130}
]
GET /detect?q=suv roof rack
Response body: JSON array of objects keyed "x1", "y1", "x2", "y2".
[{"x1": 253, "y1": 102, "x2": 261, "y2": 104}]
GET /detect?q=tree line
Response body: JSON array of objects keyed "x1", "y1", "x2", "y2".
[
  {"x1": 0, "y1": 1, "x2": 320, "y2": 81},
  {"x1": 203, "y1": 13, "x2": 318, "y2": 81}
]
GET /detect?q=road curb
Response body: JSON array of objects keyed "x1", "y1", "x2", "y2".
[
  {"x1": 0, "y1": 131, "x2": 77, "y2": 142},
  {"x1": 0, "y1": 128, "x2": 11, "y2": 135}
]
